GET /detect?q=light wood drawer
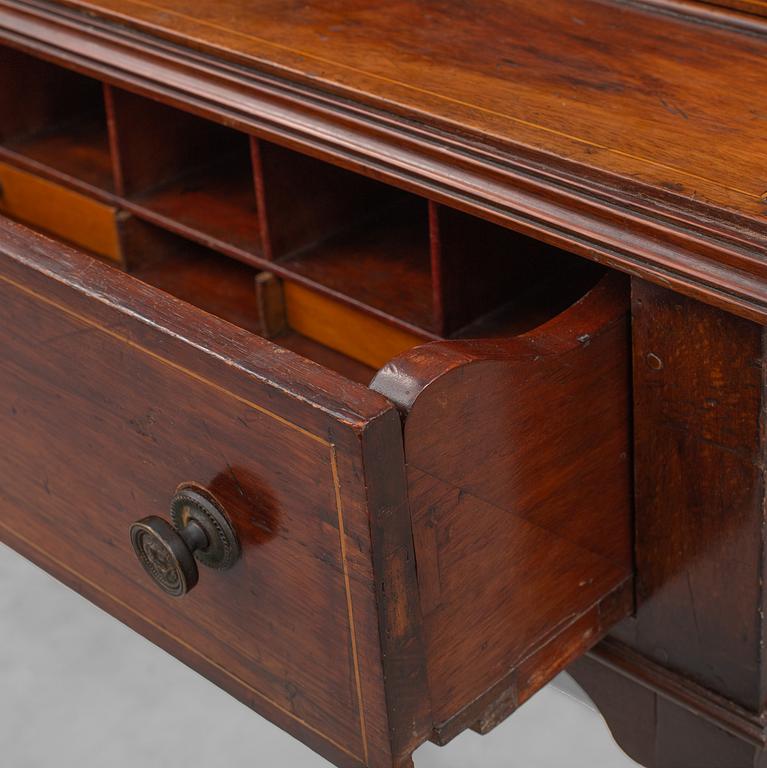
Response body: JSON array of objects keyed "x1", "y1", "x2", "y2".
[{"x1": 0, "y1": 161, "x2": 121, "y2": 261}]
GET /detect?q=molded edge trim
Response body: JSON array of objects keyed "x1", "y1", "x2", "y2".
[{"x1": 0, "y1": 0, "x2": 767, "y2": 323}]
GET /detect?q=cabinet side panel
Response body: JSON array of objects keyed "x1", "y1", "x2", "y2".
[{"x1": 612, "y1": 279, "x2": 766, "y2": 711}]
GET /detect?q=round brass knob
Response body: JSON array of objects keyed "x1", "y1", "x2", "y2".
[{"x1": 129, "y1": 484, "x2": 240, "y2": 597}]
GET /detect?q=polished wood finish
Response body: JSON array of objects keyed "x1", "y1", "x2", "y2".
[
  {"x1": 0, "y1": 211, "x2": 635, "y2": 766},
  {"x1": 619, "y1": 280, "x2": 766, "y2": 710},
  {"x1": 567, "y1": 279, "x2": 767, "y2": 766},
  {"x1": 2, "y1": 0, "x2": 764, "y2": 324},
  {"x1": 1, "y1": 38, "x2": 588, "y2": 344},
  {"x1": 1, "y1": 1, "x2": 765, "y2": 765},
  {"x1": 0, "y1": 217, "x2": 425, "y2": 768},
  {"x1": 119, "y1": 217, "x2": 378, "y2": 387},
  {"x1": 38, "y1": 0, "x2": 764, "y2": 225},
  {"x1": 372, "y1": 272, "x2": 633, "y2": 741}
]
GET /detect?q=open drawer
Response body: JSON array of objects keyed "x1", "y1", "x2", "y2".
[{"x1": 0, "y1": 214, "x2": 632, "y2": 767}]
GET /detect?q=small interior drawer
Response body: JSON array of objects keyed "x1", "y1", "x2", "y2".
[
  {"x1": 0, "y1": 161, "x2": 122, "y2": 261},
  {"x1": 0, "y1": 41, "x2": 633, "y2": 768}
]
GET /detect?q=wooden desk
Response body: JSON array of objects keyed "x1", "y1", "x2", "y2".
[{"x1": 0, "y1": 1, "x2": 764, "y2": 765}]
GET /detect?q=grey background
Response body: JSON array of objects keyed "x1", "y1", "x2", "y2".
[{"x1": 0, "y1": 541, "x2": 640, "y2": 767}]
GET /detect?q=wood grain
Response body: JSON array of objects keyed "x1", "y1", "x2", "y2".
[
  {"x1": 106, "y1": 85, "x2": 262, "y2": 255},
  {"x1": 1, "y1": 2, "x2": 765, "y2": 322},
  {"x1": 43, "y1": 0, "x2": 767, "y2": 223},
  {"x1": 3, "y1": 2, "x2": 766, "y2": 761},
  {"x1": 564, "y1": 279, "x2": 767, "y2": 767},
  {"x1": 284, "y1": 280, "x2": 426, "y2": 370},
  {"x1": 0, "y1": 160, "x2": 121, "y2": 259},
  {"x1": 119, "y1": 218, "x2": 377, "y2": 383},
  {"x1": 611, "y1": 279, "x2": 767, "y2": 711},
  {"x1": 373, "y1": 272, "x2": 634, "y2": 737},
  {"x1": 0, "y1": 217, "x2": 425, "y2": 768}
]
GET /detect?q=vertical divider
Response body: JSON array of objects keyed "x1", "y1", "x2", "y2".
[
  {"x1": 102, "y1": 82, "x2": 132, "y2": 271},
  {"x1": 101, "y1": 86, "x2": 263, "y2": 258},
  {"x1": 102, "y1": 83, "x2": 126, "y2": 198},
  {"x1": 104, "y1": 86, "x2": 218, "y2": 198},
  {"x1": 250, "y1": 136, "x2": 274, "y2": 261},
  {"x1": 428, "y1": 199, "x2": 447, "y2": 336}
]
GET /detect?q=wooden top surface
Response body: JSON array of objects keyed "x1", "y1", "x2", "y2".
[
  {"x1": 2, "y1": 0, "x2": 767, "y2": 320},
  {"x1": 52, "y1": 0, "x2": 766, "y2": 226}
]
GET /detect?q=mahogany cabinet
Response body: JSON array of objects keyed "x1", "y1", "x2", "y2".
[{"x1": 0, "y1": 0, "x2": 765, "y2": 766}]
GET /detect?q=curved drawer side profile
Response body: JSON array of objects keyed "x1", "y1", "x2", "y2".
[{"x1": 374, "y1": 272, "x2": 634, "y2": 743}]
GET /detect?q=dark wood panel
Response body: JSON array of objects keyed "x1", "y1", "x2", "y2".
[
  {"x1": 282, "y1": 197, "x2": 433, "y2": 333},
  {"x1": 373, "y1": 272, "x2": 634, "y2": 737},
  {"x1": 612, "y1": 279, "x2": 767, "y2": 711},
  {"x1": 0, "y1": 45, "x2": 112, "y2": 189},
  {"x1": 0, "y1": 216, "x2": 425, "y2": 768},
  {"x1": 432, "y1": 203, "x2": 536, "y2": 336},
  {"x1": 128, "y1": 162, "x2": 261, "y2": 255},
  {"x1": 432, "y1": 202, "x2": 604, "y2": 337},
  {"x1": 119, "y1": 216, "x2": 264, "y2": 329},
  {"x1": 255, "y1": 140, "x2": 403, "y2": 262},
  {"x1": 106, "y1": 85, "x2": 261, "y2": 254}
]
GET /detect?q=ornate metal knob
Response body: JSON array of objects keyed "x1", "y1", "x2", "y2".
[{"x1": 129, "y1": 484, "x2": 240, "y2": 597}]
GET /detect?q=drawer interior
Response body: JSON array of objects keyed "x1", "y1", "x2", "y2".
[{"x1": 0, "y1": 44, "x2": 603, "y2": 375}]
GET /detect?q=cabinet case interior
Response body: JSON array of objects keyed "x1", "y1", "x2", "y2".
[{"x1": 0, "y1": 41, "x2": 633, "y2": 768}]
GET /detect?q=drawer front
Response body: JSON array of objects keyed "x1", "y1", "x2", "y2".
[
  {"x1": 0, "y1": 218, "x2": 422, "y2": 768},
  {"x1": 0, "y1": 162, "x2": 122, "y2": 260}
]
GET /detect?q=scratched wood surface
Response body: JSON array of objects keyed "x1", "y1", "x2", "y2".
[
  {"x1": 0, "y1": 217, "x2": 428, "y2": 768},
  {"x1": 612, "y1": 280, "x2": 767, "y2": 711},
  {"x1": 569, "y1": 278, "x2": 767, "y2": 767},
  {"x1": 47, "y1": 0, "x2": 767, "y2": 225}
]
